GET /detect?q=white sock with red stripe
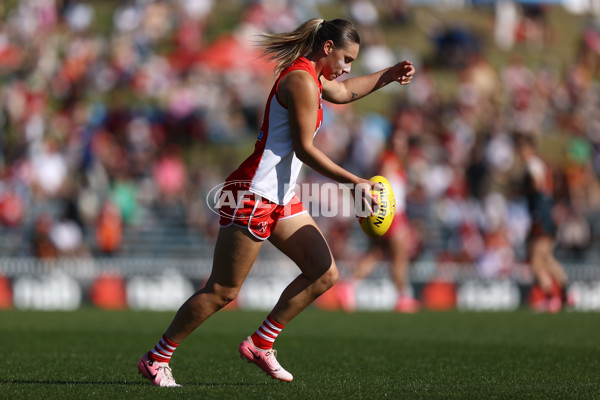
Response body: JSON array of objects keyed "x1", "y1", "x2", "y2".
[
  {"x1": 148, "y1": 334, "x2": 179, "y2": 363},
  {"x1": 250, "y1": 315, "x2": 285, "y2": 350}
]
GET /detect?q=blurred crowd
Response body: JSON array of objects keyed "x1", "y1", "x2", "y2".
[{"x1": 1, "y1": 0, "x2": 600, "y2": 277}]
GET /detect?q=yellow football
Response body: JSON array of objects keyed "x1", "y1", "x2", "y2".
[{"x1": 359, "y1": 175, "x2": 396, "y2": 238}]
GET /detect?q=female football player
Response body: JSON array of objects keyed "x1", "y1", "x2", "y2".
[{"x1": 138, "y1": 18, "x2": 415, "y2": 386}]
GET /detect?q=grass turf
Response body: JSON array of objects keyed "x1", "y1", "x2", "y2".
[{"x1": 1, "y1": 309, "x2": 599, "y2": 399}]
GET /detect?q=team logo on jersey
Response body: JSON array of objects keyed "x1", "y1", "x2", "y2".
[{"x1": 257, "y1": 130, "x2": 264, "y2": 141}]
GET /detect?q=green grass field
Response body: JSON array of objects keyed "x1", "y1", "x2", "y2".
[{"x1": 1, "y1": 309, "x2": 599, "y2": 399}]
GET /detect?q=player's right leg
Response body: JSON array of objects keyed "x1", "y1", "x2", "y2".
[
  {"x1": 138, "y1": 225, "x2": 263, "y2": 386},
  {"x1": 238, "y1": 213, "x2": 339, "y2": 381}
]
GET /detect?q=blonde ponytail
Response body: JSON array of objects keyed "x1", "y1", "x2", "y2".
[{"x1": 258, "y1": 18, "x2": 360, "y2": 75}]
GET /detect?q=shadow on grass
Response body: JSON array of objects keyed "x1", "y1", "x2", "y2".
[{"x1": 2, "y1": 379, "x2": 272, "y2": 387}]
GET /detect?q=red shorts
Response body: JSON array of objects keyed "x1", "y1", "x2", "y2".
[{"x1": 218, "y1": 186, "x2": 307, "y2": 240}]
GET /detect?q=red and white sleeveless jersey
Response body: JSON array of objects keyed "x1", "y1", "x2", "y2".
[{"x1": 226, "y1": 57, "x2": 324, "y2": 205}]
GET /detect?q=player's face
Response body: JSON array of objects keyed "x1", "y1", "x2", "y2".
[{"x1": 324, "y1": 41, "x2": 359, "y2": 81}]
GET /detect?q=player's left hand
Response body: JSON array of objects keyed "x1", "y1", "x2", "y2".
[{"x1": 392, "y1": 61, "x2": 415, "y2": 85}]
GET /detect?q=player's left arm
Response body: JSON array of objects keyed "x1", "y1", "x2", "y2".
[{"x1": 321, "y1": 61, "x2": 415, "y2": 104}]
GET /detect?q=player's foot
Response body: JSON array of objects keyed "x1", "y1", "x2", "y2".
[
  {"x1": 238, "y1": 337, "x2": 293, "y2": 382},
  {"x1": 546, "y1": 296, "x2": 562, "y2": 313},
  {"x1": 531, "y1": 297, "x2": 562, "y2": 313},
  {"x1": 395, "y1": 296, "x2": 420, "y2": 313},
  {"x1": 137, "y1": 353, "x2": 181, "y2": 387}
]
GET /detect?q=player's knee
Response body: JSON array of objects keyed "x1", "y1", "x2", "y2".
[
  {"x1": 318, "y1": 264, "x2": 338, "y2": 291},
  {"x1": 217, "y1": 292, "x2": 238, "y2": 309},
  {"x1": 210, "y1": 284, "x2": 240, "y2": 308}
]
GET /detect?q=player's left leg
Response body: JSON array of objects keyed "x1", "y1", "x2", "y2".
[
  {"x1": 267, "y1": 212, "x2": 338, "y2": 323},
  {"x1": 239, "y1": 212, "x2": 338, "y2": 381}
]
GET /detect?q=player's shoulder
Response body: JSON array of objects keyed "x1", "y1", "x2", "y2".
[
  {"x1": 278, "y1": 70, "x2": 319, "y2": 104},
  {"x1": 280, "y1": 69, "x2": 317, "y2": 88}
]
